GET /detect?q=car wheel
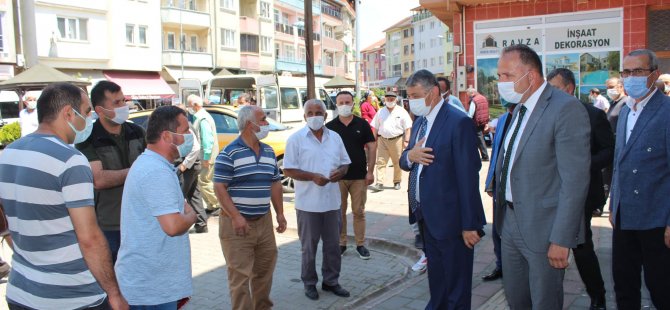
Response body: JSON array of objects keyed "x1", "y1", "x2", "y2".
[{"x1": 276, "y1": 157, "x2": 295, "y2": 193}]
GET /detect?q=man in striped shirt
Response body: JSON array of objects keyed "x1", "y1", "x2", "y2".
[
  {"x1": 213, "y1": 105, "x2": 287, "y2": 310},
  {"x1": 0, "y1": 83, "x2": 127, "y2": 309}
]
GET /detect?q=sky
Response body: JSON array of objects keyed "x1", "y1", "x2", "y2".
[{"x1": 357, "y1": 0, "x2": 420, "y2": 50}]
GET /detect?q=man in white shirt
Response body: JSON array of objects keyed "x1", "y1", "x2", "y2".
[
  {"x1": 19, "y1": 92, "x2": 39, "y2": 137},
  {"x1": 590, "y1": 88, "x2": 610, "y2": 112},
  {"x1": 283, "y1": 99, "x2": 352, "y2": 301},
  {"x1": 370, "y1": 92, "x2": 412, "y2": 192}
]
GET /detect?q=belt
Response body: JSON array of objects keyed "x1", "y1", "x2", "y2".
[
  {"x1": 381, "y1": 135, "x2": 402, "y2": 140},
  {"x1": 506, "y1": 201, "x2": 514, "y2": 210}
]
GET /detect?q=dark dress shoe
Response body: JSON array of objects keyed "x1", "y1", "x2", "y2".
[
  {"x1": 481, "y1": 268, "x2": 503, "y2": 281},
  {"x1": 590, "y1": 294, "x2": 606, "y2": 310},
  {"x1": 592, "y1": 208, "x2": 603, "y2": 217},
  {"x1": 304, "y1": 285, "x2": 319, "y2": 300},
  {"x1": 414, "y1": 235, "x2": 423, "y2": 249},
  {"x1": 322, "y1": 284, "x2": 350, "y2": 297}
]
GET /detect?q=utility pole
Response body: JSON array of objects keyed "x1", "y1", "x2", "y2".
[
  {"x1": 304, "y1": 0, "x2": 315, "y2": 99},
  {"x1": 354, "y1": 0, "x2": 360, "y2": 100},
  {"x1": 180, "y1": 0, "x2": 184, "y2": 79}
]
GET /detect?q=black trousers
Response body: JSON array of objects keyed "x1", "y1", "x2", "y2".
[
  {"x1": 613, "y1": 213, "x2": 670, "y2": 310},
  {"x1": 179, "y1": 163, "x2": 208, "y2": 228},
  {"x1": 476, "y1": 127, "x2": 489, "y2": 160},
  {"x1": 573, "y1": 208, "x2": 605, "y2": 299}
]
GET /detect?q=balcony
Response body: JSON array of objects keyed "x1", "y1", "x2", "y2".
[
  {"x1": 298, "y1": 28, "x2": 321, "y2": 42},
  {"x1": 276, "y1": 58, "x2": 323, "y2": 75},
  {"x1": 323, "y1": 37, "x2": 343, "y2": 52},
  {"x1": 275, "y1": 0, "x2": 320, "y2": 12},
  {"x1": 321, "y1": 4, "x2": 341, "y2": 19},
  {"x1": 240, "y1": 16, "x2": 259, "y2": 34},
  {"x1": 162, "y1": 50, "x2": 213, "y2": 68},
  {"x1": 275, "y1": 23, "x2": 294, "y2": 35},
  {"x1": 161, "y1": 7, "x2": 210, "y2": 29}
]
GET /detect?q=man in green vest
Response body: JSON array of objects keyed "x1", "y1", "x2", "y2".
[
  {"x1": 76, "y1": 80, "x2": 146, "y2": 262},
  {"x1": 187, "y1": 94, "x2": 221, "y2": 214}
]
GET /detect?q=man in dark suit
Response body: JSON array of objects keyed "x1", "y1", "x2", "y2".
[
  {"x1": 494, "y1": 45, "x2": 591, "y2": 310},
  {"x1": 610, "y1": 49, "x2": 670, "y2": 310},
  {"x1": 400, "y1": 69, "x2": 486, "y2": 309},
  {"x1": 548, "y1": 68, "x2": 614, "y2": 310}
]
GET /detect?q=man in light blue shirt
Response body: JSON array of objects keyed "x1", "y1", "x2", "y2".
[
  {"x1": 437, "y1": 76, "x2": 467, "y2": 114},
  {"x1": 116, "y1": 106, "x2": 197, "y2": 308}
]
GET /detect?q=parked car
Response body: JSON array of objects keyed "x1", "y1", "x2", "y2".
[{"x1": 129, "y1": 105, "x2": 296, "y2": 192}]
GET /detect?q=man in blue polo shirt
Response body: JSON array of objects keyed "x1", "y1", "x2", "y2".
[{"x1": 213, "y1": 105, "x2": 287, "y2": 310}]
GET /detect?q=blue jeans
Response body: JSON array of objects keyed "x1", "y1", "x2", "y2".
[
  {"x1": 130, "y1": 301, "x2": 178, "y2": 310},
  {"x1": 103, "y1": 230, "x2": 120, "y2": 263}
]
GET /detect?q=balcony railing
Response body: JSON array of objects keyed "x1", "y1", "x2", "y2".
[
  {"x1": 275, "y1": 23, "x2": 294, "y2": 35},
  {"x1": 321, "y1": 5, "x2": 341, "y2": 19},
  {"x1": 298, "y1": 28, "x2": 321, "y2": 41}
]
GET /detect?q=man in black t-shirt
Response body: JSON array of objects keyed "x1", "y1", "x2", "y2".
[{"x1": 326, "y1": 91, "x2": 377, "y2": 260}]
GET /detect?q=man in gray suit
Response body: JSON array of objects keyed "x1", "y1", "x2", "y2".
[
  {"x1": 610, "y1": 49, "x2": 670, "y2": 310},
  {"x1": 494, "y1": 44, "x2": 591, "y2": 309}
]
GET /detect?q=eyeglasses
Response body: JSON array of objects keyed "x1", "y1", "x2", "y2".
[{"x1": 620, "y1": 68, "x2": 654, "y2": 77}]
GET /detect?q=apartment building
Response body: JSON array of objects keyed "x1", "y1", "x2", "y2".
[
  {"x1": 32, "y1": 0, "x2": 173, "y2": 100},
  {"x1": 0, "y1": 0, "x2": 15, "y2": 82},
  {"x1": 412, "y1": 7, "x2": 453, "y2": 79},
  {"x1": 361, "y1": 38, "x2": 385, "y2": 89},
  {"x1": 381, "y1": 16, "x2": 410, "y2": 95}
]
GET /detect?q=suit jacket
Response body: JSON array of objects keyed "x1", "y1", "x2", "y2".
[
  {"x1": 582, "y1": 103, "x2": 614, "y2": 212},
  {"x1": 610, "y1": 91, "x2": 670, "y2": 230},
  {"x1": 494, "y1": 85, "x2": 591, "y2": 252},
  {"x1": 400, "y1": 102, "x2": 486, "y2": 240},
  {"x1": 485, "y1": 111, "x2": 512, "y2": 194}
]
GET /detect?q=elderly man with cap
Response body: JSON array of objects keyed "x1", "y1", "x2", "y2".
[{"x1": 370, "y1": 92, "x2": 413, "y2": 192}]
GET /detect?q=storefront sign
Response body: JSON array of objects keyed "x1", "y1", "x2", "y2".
[
  {"x1": 546, "y1": 23, "x2": 620, "y2": 52},
  {"x1": 475, "y1": 29, "x2": 542, "y2": 57}
]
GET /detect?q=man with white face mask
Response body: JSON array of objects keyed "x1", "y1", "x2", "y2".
[
  {"x1": 326, "y1": 91, "x2": 377, "y2": 259},
  {"x1": 370, "y1": 92, "x2": 412, "y2": 192},
  {"x1": 19, "y1": 92, "x2": 39, "y2": 136},
  {"x1": 76, "y1": 80, "x2": 146, "y2": 262},
  {"x1": 283, "y1": 99, "x2": 351, "y2": 301},
  {"x1": 213, "y1": 105, "x2": 287, "y2": 310}
]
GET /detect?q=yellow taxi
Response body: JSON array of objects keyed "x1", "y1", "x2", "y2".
[{"x1": 129, "y1": 105, "x2": 296, "y2": 192}]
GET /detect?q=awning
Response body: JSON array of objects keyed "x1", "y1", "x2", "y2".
[
  {"x1": 380, "y1": 77, "x2": 407, "y2": 87},
  {"x1": 162, "y1": 66, "x2": 214, "y2": 84},
  {"x1": 103, "y1": 71, "x2": 175, "y2": 100}
]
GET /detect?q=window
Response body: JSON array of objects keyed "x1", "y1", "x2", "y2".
[
  {"x1": 403, "y1": 45, "x2": 409, "y2": 56},
  {"x1": 261, "y1": 36, "x2": 272, "y2": 53},
  {"x1": 431, "y1": 58, "x2": 435, "y2": 66},
  {"x1": 403, "y1": 29, "x2": 409, "y2": 38},
  {"x1": 324, "y1": 25, "x2": 333, "y2": 38},
  {"x1": 274, "y1": 9, "x2": 279, "y2": 23},
  {"x1": 125, "y1": 24, "x2": 135, "y2": 44},
  {"x1": 430, "y1": 21, "x2": 435, "y2": 29},
  {"x1": 138, "y1": 26, "x2": 147, "y2": 45},
  {"x1": 419, "y1": 24, "x2": 424, "y2": 32},
  {"x1": 221, "y1": 28, "x2": 235, "y2": 48},
  {"x1": 275, "y1": 43, "x2": 280, "y2": 59},
  {"x1": 447, "y1": 32, "x2": 453, "y2": 42},
  {"x1": 167, "y1": 32, "x2": 175, "y2": 49},
  {"x1": 221, "y1": 0, "x2": 234, "y2": 10},
  {"x1": 282, "y1": 13, "x2": 289, "y2": 25},
  {"x1": 411, "y1": 28, "x2": 414, "y2": 36},
  {"x1": 404, "y1": 62, "x2": 409, "y2": 72},
  {"x1": 326, "y1": 52, "x2": 334, "y2": 66},
  {"x1": 280, "y1": 87, "x2": 299, "y2": 109},
  {"x1": 260, "y1": 1, "x2": 271, "y2": 19},
  {"x1": 240, "y1": 34, "x2": 259, "y2": 53},
  {"x1": 190, "y1": 35, "x2": 197, "y2": 51},
  {"x1": 57, "y1": 17, "x2": 88, "y2": 40},
  {"x1": 430, "y1": 38, "x2": 435, "y2": 48},
  {"x1": 439, "y1": 38, "x2": 443, "y2": 46},
  {"x1": 439, "y1": 56, "x2": 443, "y2": 65},
  {"x1": 261, "y1": 86, "x2": 278, "y2": 109},
  {"x1": 187, "y1": 0, "x2": 196, "y2": 10},
  {"x1": 411, "y1": 44, "x2": 414, "y2": 54},
  {"x1": 0, "y1": 13, "x2": 4, "y2": 51},
  {"x1": 210, "y1": 112, "x2": 239, "y2": 134},
  {"x1": 181, "y1": 34, "x2": 186, "y2": 50},
  {"x1": 447, "y1": 52, "x2": 453, "y2": 64},
  {"x1": 284, "y1": 45, "x2": 295, "y2": 59},
  {"x1": 299, "y1": 47, "x2": 306, "y2": 62},
  {"x1": 411, "y1": 61, "x2": 415, "y2": 71},
  {"x1": 423, "y1": 59, "x2": 427, "y2": 67}
]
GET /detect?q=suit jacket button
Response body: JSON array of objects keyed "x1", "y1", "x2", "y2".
[
  {"x1": 647, "y1": 147, "x2": 653, "y2": 152},
  {"x1": 633, "y1": 169, "x2": 638, "y2": 174},
  {"x1": 634, "y1": 189, "x2": 639, "y2": 195}
]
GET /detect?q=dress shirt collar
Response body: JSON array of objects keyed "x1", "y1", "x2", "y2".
[
  {"x1": 520, "y1": 81, "x2": 547, "y2": 114},
  {"x1": 302, "y1": 125, "x2": 330, "y2": 138},
  {"x1": 626, "y1": 89, "x2": 657, "y2": 111},
  {"x1": 425, "y1": 98, "x2": 445, "y2": 125}
]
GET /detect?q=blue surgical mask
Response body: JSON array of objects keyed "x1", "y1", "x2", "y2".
[
  {"x1": 170, "y1": 132, "x2": 194, "y2": 158},
  {"x1": 68, "y1": 109, "x2": 94, "y2": 144},
  {"x1": 623, "y1": 75, "x2": 653, "y2": 99}
]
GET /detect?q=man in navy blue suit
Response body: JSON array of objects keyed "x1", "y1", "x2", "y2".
[
  {"x1": 610, "y1": 49, "x2": 670, "y2": 310},
  {"x1": 400, "y1": 70, "x2": 486, "y2": 309}
]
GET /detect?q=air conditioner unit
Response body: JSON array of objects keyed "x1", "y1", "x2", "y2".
[{"x1": 453, "y1": 45, "x2": 461, "y2": 53}]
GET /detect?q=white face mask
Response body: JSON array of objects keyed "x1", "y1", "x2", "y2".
[
  {"x1": 306, "y1": 116, "x2": 325, "y2": 131},
  {"x1": 337, "y1": 104, "x2": 353, "y2": 117},
  {"x1": 253, "y1": 122, "x2": 270, "y2": 140},
  {"x1": 26, "y1": 100, "x2": 37, "y2": 110},
  {"x1": 101, "y1": 105, "x2": 130, "y2": 124},
  {"x1": 606, "y1": 88, "x2": 620, "y2": 100},
  {"x1": 385, "y1": 100, "x2": 397, "y2": 108},
  {"x1": 497, "y1": 71, "x2": 531, "y2": 103},
  {"x1": 409, "y1": 98, "x2": 431, "y2": 116}
]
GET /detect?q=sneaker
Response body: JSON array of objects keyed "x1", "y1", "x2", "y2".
[
  {"x1": 394, "y1": 183, "x2": 401, "y2": 190},
  {"x1": 414, "y1": 234, "x2": 423, "y2": 249},
  {"x1": 0, "y1": 262, "x2": 9, "y2": 279},
  {"x1": 356, "y1": 246, "x2": 371, "y2": 260},
  {"x1": 195, "y1": 225, "x2": 208, "y2": 233},
  {"x1": 369, "y1": 183, "x2": 384, "y2": 192},
  {"x1": 412, "y1": 254, "x2": 427, "y2": 273},
  {"x1": 340, "y1": 245, "x2": 347, "y2": 255}
]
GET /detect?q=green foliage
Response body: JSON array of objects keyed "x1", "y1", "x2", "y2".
[
  {"x1": 353, "y1": 96, "x2": 361, "y2": 117},
  {"x1": 370, "y1": 88, "x2": 386, "y2": 99},
  {"x1": 0, "y1": 122, "x2": 21, "y2": 145}
]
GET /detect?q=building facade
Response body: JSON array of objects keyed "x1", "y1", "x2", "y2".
[
  {"x1": 412, "y1": 7, "x2": 453, "y2": 80},
  {"x1": 361, "y1": 38, "x2": 385, "y2": 89},
  {"x1": 0, "y1": 0, "x2": 16, "y2": 82},
  {"x1": 381, "y1": 16, "x2": 410, "y2": 95}
]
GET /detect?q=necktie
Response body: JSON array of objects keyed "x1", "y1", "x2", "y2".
[
  {"x1": 408, "y1": 117, "x2": 427, "y2": 216},
  {"x1": 499, "y1": 106, "x2": 527, "y2": 200}
]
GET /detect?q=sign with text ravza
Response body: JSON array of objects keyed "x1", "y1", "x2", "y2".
[
  {"x1": 475, "y1": 29, "x2": 542, "y2": 57},
  {"x1": 545, "y1": 23, "x2": 620, "y2": 52}
]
